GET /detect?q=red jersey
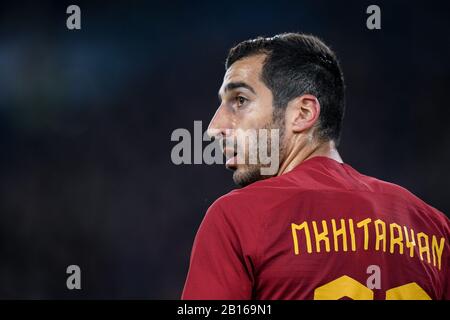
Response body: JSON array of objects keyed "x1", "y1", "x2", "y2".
[{"x1": 182, "y1": 157, "x2": 450, "y2": 300}]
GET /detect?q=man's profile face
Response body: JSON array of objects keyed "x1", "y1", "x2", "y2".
[{"x1": 208, "y1": 54, "x2": 285, "y2": 187}]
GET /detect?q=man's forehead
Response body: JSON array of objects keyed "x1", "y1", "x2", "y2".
[{"x1": 220, "y1": 55, "x2": 265, "y2": 93}]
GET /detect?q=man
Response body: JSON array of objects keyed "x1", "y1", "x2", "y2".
[{"x1": 182, "y1": 33, "x2": 450, "y2": 299}]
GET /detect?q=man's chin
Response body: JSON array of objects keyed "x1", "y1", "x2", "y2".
[{"x1": 232, "y1": 165, "x2": 265, "y2": 188}]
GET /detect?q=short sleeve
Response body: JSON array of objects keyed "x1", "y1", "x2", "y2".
[{"x1": 181, "y1": 201, "x2": 254, "y2": 299}]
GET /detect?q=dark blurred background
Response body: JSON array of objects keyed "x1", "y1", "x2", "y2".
[{"x1": 0, "y1": 0, "x2": 448, "y2": 298}]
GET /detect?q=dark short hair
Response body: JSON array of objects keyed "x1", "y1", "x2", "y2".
[{"x1": 225, "y1": 33, "x2": 345, "y2": 145}]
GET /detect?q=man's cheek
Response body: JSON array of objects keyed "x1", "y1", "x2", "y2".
[{"x1": 260, "y1": 129, "x2": 280, "y2": 176}]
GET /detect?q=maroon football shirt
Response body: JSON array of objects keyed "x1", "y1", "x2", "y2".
[{"x1": 182, "y1": 157, "x2": 450, "y2": 300}]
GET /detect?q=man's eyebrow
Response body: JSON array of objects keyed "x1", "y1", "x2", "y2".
[
  {"x1": 224, "y1": 81, "x2": 256, "y2": 94},
  {"x1": 218, "y1": 81, "x2": 256, "y2": 102}
]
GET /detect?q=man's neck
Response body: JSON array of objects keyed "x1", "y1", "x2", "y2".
[{"x1": 277, "y1": 139, "x2": 343, "y2": 176}]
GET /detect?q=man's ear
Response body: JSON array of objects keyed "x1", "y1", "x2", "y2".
[{"x1": 289, "y1": 94, "x2": 321, "y2": 133}]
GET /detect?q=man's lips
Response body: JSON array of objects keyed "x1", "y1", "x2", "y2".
[
  {"x1": 223, "y1": 147, "x2": 238, "y2": 169},
  {"x1": 225, "y1": 155, "x2": 237, "y2": 168}
]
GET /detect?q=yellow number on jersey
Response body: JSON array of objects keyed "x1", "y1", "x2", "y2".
[
  {"x1": 386, "y1": 283, "x2": 431, "y2": 300},
  {"x1": 314, "y1": 276, "x2": 373, "y2": 300},
  {"x1": 314, "y1": 275, "x2": 431, "y2": 300}
]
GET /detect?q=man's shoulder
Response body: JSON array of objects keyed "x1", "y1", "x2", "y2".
[
  {"x1": 348, "y1": 170, "x2": 449, "y2": 227},
  {"x1": 201, "y1": 187, "x2": 273, "y2": 242},
  {"x1": 209, "y1": 161, "x2": 449, "y2": 227},
  {"x1": 214, "y1": 175, "x2": 301, "y2": 204},
  {"x1": 207, "y1": 174, "x2": 309, "y2": 225}
]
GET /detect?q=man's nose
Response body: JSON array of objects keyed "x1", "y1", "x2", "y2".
[{"x1": 207, "y1": 106, "x2": 232, "y2": 139}]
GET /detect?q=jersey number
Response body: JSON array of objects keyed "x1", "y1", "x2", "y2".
[{"x1": 314, "y1": 275, "x2": 431, "y2": 300}]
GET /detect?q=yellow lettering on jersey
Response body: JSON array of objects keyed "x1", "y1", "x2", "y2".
[
  {"x1": 389, "y1": 223, "x2": 404, "y2": 255},
  {"x1": 290, "y1": 218, "x2": 445, "y2": 272},
  {"x1": 403, "y1": 226, "x2": 416, "y2": 258},
  {"x1": 332, "y1": 218, "x2": 348, "y2": 252},
  {"x1": 374, "y1": 219, "x2": 386, "y2": 252},
  {"x1": 348, "y1": 219, "x2": 356, "y2": 251},
  {"x1": 417, "y1": 232, "x2": 431, "y2": 263},
  {"x1": 431, "y1": 236, "x2": 445, "y2": 270},
  {"x1": 291, "y1": 222, "x2": 312, "y2": 254},
  {"x1": 312, "y1": 220, "x2": 331, "y2": 253},
  {"x1": 356, "y1": 218, "x2": 372, "y2": 250}
]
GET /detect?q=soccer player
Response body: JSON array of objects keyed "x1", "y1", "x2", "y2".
[{"x1": 182, "y1": 33, "x2": 450, "y2": 300}]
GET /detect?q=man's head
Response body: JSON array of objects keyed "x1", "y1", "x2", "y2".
[{"x1": 208, "y1": 33, "x2": 345, "y2": 187}]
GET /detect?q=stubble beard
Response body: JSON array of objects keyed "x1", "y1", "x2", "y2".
[{"x1": 232, "y1": 111, "x2": 286, "y2": 187}]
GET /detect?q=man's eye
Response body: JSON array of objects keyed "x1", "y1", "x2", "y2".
[{"x1": 236, "y1": 96, "x2": 248, "y2": 107}]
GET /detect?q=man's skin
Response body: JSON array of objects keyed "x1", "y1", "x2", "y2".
[{"x1": 208, "y1": 54, "x2": 343, "y2": 183}]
